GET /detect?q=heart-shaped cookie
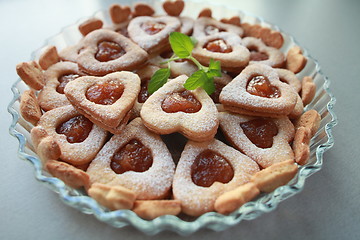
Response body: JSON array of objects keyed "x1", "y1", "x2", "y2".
[
  {"x1": 76, "y1": 29, "x2": 148, "y2": 76},
  {"x1": 220, "y1": 64, "x2": 298, "y2": 117},
  {"x1": 220, "y1": 16, "x2": 241, "y2": 26},
  {"x1": 132, "y1": 3, "x2": 155, "y2": 17},
  {"x1": 140, "y1": 75, "x2": 219, "y2": 142},
  {"x1": 193, "y1": 17, "x2": 244, "y2": 38},
  {"x1": 127, "y1": 16, "x2": 181, "y2": 54},
  {"x1": 219, "y1": 111, "x2": 295, "y2": 168},
  {"x1": 86, "y1": 117, "x2": 175, "y2": 200},
  {"x1": 109, "y1": 4, "x2": 131, "y2": 24},
  {"x1": 31, "y1": 105, "x2": 108, "y2": 165},
  {"x1": 192, "y1": 32, "x2": 250, "y2": 72},
  {"x1": 163, "y1": 0, "x2": 185, "y2": 16},
  {"x1": 172, "y1": 139, "x2": 259, "y2": 216},
  {"x1": 64, "y1": 71, "x2": 140, "y2": 134}
]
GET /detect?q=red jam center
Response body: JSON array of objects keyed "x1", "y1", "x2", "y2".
[
  {"x1": 110, "y1": 139, "x2": 153, "y2": 174},
  {"x1": 204, "y1": 39, "x2": 232, "y2": 53},
  {"x1": 95, "y1": 41, "x2": 125, "y2": 62},
  {"x1": 161, "y1": 90, "x2": 202, "y2": 113},
  {"x1": 246, "y1": 75, "x2": 281, "y2": 98},
  {"x1": 56, "y1": 115, "x2": 93, "y2": 143},
  {"x1": 138, "y1": 79, "x2": 150, "y2": 103},
  {"x1": 86, "y1": 81, "x2": 124, "y2": 105},
  {"x1": 191, "y1": 150, "x2": 234, "y2": 187},
  {"x1": 204, "y1": 25, "x2": 225, "y2": 36},
  {"x1": 240, "y1": 118, "x2": 279, "y2": 148},
  {"x1": 141, "y1": 21, "x2": 166, "y2": 35},
  {"x1": 56, "y1": 73, "x2": 80, "y2": 94},
  {"x1": 210, "y1": 82, "x2": 226, "y2": 104}
]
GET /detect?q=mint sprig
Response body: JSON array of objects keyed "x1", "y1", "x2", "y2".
[{"x1": 148, "y1": 32, "x2": 221, "y2": 95}]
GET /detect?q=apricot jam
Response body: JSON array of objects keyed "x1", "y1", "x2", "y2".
[
  {"x1": 86, "y1": 81, "x2": 124, "y2": 105},
  {"x1": 138, "y1": 79, "x2": 150, "y2": 103},
  {"x1": 141, "y1": 22, "x2": 166, "y2": 35},
  {"x1": 191, "y1": 150, "x2": 234, "y2": 187},
  {"x1": 204, "y1": 25, "x2": 225, "y2": 36},
  {"x1": 204, "y1": 39, "x2": 232, "y2": 53},
  {"x1": 210, "y1": 82, "x2": 225, "y2": 103},
  {"x1": 110, "y1": 139, "x2": 153, "y2": 174},
  {"x1": 56, "y1": 73, "x2": 80, "y2": 94},
  {"x1": 161, "y1": 90, "x2": 202, "y2": 113},
  {"x1": 95, "y1": 41, "x2": 125, "y2": 62},
  {"x1": 240, "y1": 118, "x2": 278, "y2": 148},
  {"x1": 56, "y1": 115, "x2": 93, "y2": 143},
  {"x1": 246, "y1": 75, "x2": 280, "y2": 98}
]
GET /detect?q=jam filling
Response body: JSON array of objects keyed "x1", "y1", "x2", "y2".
[
  {"x1": 110, "y1": 139, "x2": 153, "y2": 174},
  {"x1": 240, "y1": 118, "x2": 278, "y2": 148},
  {"x1": 141, "y1": 21, "x2": 166, "y2": 35},
  {"x1": 204, "y1": 25, "x2": 225, "y2": 36},
  {"x1": 161, "y1": 90, "x2": 202, "y2": 113},
  {"x1": 191, "y1": 150, "x2": 234, "y2": 187},
  {"x1": 248, "y1": 46, "x2": 269, "y2": 61},
  {"x1": 56, "y1": 115, "x2": 93, "y2": 143},
  {"x1": 210, "y1": 82, "x2": 226, "y2": 103},
  {"x1": 86, "y1": 81, "x2": 124, "y2": 105},
  {"x1": 138, "y1": 79, "x2": 150, "y2": 103},
  {"x1": 204, "y1": 39, "x2": 232, "y2": 53},
  {"x1": 95, "y1": 41, "x2": 125, "y2": 62},
  {"x1": 246, "y1": 75, "x2": 281, "y2": 98},
  {"x1": 56, "y1": 73, "x2": 80, "y2": 94}
]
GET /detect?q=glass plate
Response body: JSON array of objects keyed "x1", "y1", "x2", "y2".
[{"x1": 7, "y1": 0, "x2": 337, "y2": 236}]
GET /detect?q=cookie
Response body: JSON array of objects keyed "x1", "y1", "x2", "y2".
[
  {"x1": 163, "y1": 0, "x2": 185, "y2": 17},
  {"x1": 78, "y1": 18, "x2": 103, "y2": 36},
  {"x1": 88, "y1": 183, "x2": 137, "y2": 210},
  {"x1": 301, "y1": 76, "x2": 316, "y2": 106},
  {"x1": 294, "y1": 109, "x2": 321, "y2": 137},
  {"x1": 76, "y1": 29, "x2": 148, "y2": 76},
  {"x1": 20, "y1": 90, "x2": 42, "y2": 126},
  {"x1": 140, "y1": 75, "x2": 219, "y2": 142},
  {"x1": 109, "y1": 4, "x2": 131, "y2": 24},
  {"x1": 242, "y1": 37, "x2": 285, "y2": 68},
  {"x1": 192, "y1": 32, "x2": 250, "y2": 71},
  {"x1": 132, "y1": 200, "x2": 182, "y2": 219},
  {"x1": 86, "y1": 118, "x2": 175, "y2": 200},
  {"x1": 64, "y1": 71, "x2": 140, "y2": 134},
  {"x1": 292, "y1": 127, "x2": 311, "y2": 165},
  {"x1": 132, "y1": 3, "x2": 155, "y2": 17},
  {"x1": 219, "y1": 112, "x2": 295, "y2": 168},
  {"x1": 172, "y1": 139, "x2": 259, "y2": 216},
  {"x1": 38, "y1": 46, "x2": 60, "y2": 70},
  {"x1": 46, "y1": 160, "x2": 90, "y2": 189},
  {"x1": 38, "y1": 61, "x2": 84, "y2": 111},
  {"x1": 192, "y1": 17, "x2": 244, "y2": 38},
  {"x1": 250, "y1": 159, "x2": 298, "y2": 192},
  {"x1": 31, "y1": 105, "x2": 108, "y2": 165},
  {"x1": 220, "y1": 64, "x2": 298, "y2": 117},
  {"x1": 286, "y1": 46, "x2": 307, "y2": 73},
  {"x1": 16, "y1": 61, "x2": 45, "y2": 90},
  {"x1": 127, "y1": 16, "x2": 181, "y2": 54}
]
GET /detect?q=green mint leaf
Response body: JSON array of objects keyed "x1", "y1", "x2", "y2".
[
  {"x1": 148, "y1": 68, "x2": 171, "y2": 94},
  {"x1": 183, "y1": 70, "x2": 208, "y2": 90},
  {"x1": 206, "y1": 69, "x2": 222, "y2": 79},
  {"x1": 209, "y1": 59, "x2": 221, "y2": 72},
  {"x1": 202, "y1": 77, "x2": 216, "y2": 95},
  {"x1": 190, "y1": 36, "x2": 198, "y2": 46},
  {"x1": 169, "y1": 32, "x2": 194, "y2": 58}
]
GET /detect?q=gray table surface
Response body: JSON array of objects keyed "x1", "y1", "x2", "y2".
[{"x1": 1, "y1": 0, "x2": 359, "y2": 239}]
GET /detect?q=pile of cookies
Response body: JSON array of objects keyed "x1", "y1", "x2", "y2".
[{"x1": 16, "y1": 0, "x2": 321, "y2": 220}]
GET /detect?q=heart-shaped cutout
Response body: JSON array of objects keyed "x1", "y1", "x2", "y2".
[
  {"x1": 86, "y1": 118, "x2": 175, "y2": 200},
  {"x1": 163, "y1": 0, "x2": 185, "y2": 16},
  {"x1": 172, "y1": 139, "x2": 259, "y2": 216},
  {"x1": 220, "y1": 64, "x2": 298, "y2": 117},
  {"x1": 127, "y1": 16, "x2": 181, "y2": 54},
  {"x1": 219, "y1": 112, "x2": 295, "y2": 168},
  {"x1": 133, "y1": 3, "x2": 155, "y2": 17},
  {"x1": 64, "y1": 71, "x2": 140, "y2": 134},
  {"x1": 140, "y1": 75, "x2": 219, "y2": 142}
]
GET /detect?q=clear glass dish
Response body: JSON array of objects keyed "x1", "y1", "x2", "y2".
[{"x1": 7, "y1": 0, "x2": 337, "y2": 236}]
